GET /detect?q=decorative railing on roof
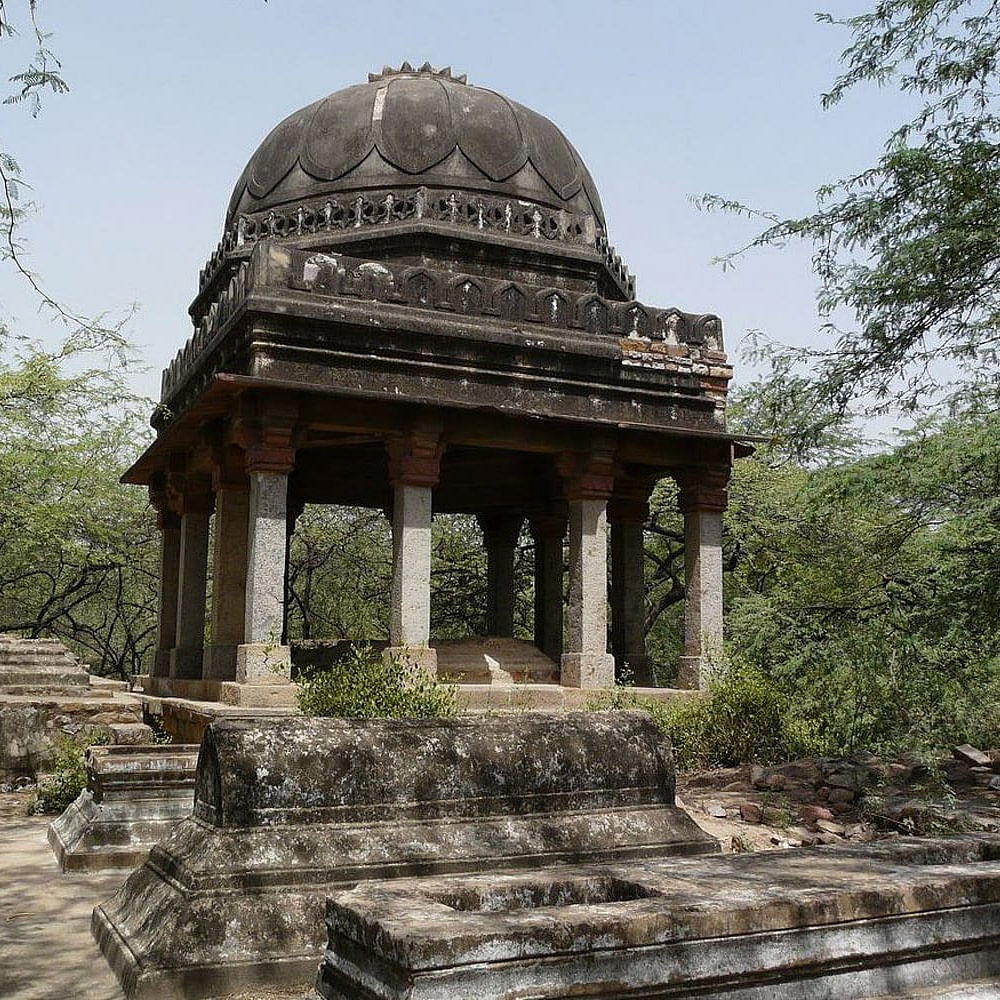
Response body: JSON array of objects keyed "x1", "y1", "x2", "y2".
[
  {"x1": 197, "y1": 187, "x2": 636, "y2": 299},
  {"x1": 163, "y1": 247, "x2": 720, "y2": 405}
]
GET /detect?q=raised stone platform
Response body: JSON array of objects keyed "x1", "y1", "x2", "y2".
[
  {"x1": 92, "y1": 711, "x2": 715, "y2": 999},
  {"x1": 0, "y1": 691, "x2": 143, "y2": 783},
  {"x1": 135, "y1": 689, "x2": 299, "y2": 743},
  {"x1": 434, "y1": 636, "x2": 559, "y2": 683},
  {"x1": 48, "y1": 743, "x2": 199, "y2": 871},
  {"x1": 318, "y1": 835, "x2": 1000, "y2": 999}
]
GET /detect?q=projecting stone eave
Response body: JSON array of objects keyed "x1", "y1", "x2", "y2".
[{"x1": 121, "y1": 371, "x2": 744, "y2": 489}]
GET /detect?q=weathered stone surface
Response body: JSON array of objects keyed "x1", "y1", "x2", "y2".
[
  {"x1": 48, "y1": 743, "x2": 198, "y2": 871},
  {"x1": 92, "y1": 711, "x2": 715, "y2": 998},
  {"x1": 955, "y1": 744, "x2": 992, "y2": 768},
  {"x1": 318, "y1": 835, "x2": 1000, "y2": 1000},
  {"x1": 0, "y1": 635, "x2": 91, "y2": 693},
  {"x1": 0, "y1": 693, "x2": 142, "y2": 783}
]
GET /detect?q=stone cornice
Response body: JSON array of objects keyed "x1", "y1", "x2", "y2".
[{"x1": 160, "y1": 245, "x2": 728, "y2": 412}]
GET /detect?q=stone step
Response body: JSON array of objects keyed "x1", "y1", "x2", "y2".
[
  {"x1": 0, "y1": 668, "x2": 90, "y2": 687},
  {"x1": 0, "y1": 653, "x2": 82, "y2": 665},
  {"x1": 0, "y1": 684, "x2": 103, "y2": 698}
]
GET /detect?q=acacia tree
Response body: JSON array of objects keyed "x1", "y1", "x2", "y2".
[
  {"x1": 0, "y1": 2, "x2": 157, "y2": 674},
  {"x1": 703, "y1": 1, "x2": 1000, "y2": 419}
]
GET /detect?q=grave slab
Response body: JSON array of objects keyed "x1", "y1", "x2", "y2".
[
  {"x1": 318, "y1": 835, "x2": 1000, "y2": 1000},
  {"x1": 92, "y1": 710, "x2": 715, "y2": 999},
  {"x1": 48, "y1": 743, "x2": 199, "y2": 871}
]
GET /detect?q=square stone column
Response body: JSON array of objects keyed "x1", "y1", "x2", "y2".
[
  {"x1": 152, "y1": 509, "x2": 181, "y2": 679},
  {"x1": 676, "y1": 466, "x2": 730, "y2": 690},
  {"x1": 204, "y1": 467, "x2": 249, "y2": 681},
  {"x1": 609, "y1": 481, "x2": 654, "y2": 687},
  {"x1": 386, "y1": 425, "x2": 443, "y2": 674},
  {"x1": 477, "y1": 513, "x2": 523, "y2": 638},
  {"x1": 529, "y1": 514, "x2": 565, "y2": 663},
  {"x1": 558, "y1": 450, "x2": 616, "y2": 689},
  {"x1": 233, "y1": 401, "x2": 298, "y2": 685},
  {"x1": 170, "y1": 482, "x2": 213, "y2": 681},
  {"x1": 239, "y1": 470, "x2": 291, "y2": 682}
]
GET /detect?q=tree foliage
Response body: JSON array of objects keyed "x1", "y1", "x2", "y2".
[{"x1": 702, "y1": 1, "x2": 1000, "y2": 413}]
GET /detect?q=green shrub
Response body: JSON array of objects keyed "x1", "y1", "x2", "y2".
[
  {"x1": 297, "y1": 643, "x2": 456, "y2": 719},
  {"x1": 30, "y1": 728, "x2": 110, "y2": 814},
  {"x1": 590, "y1": 660, "x2": 822, "y2": 768}
]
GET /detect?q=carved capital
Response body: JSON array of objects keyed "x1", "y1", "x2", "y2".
[
  {"x1": 607, "y1": 474, "x2": 657, "y2": 524},
  {"x1": 477, "y1": 512, "x2": 523, "y2": 548},
  {"x1": 233, "y1": 399, "x2": 298, "y2": 476},
  {"x1": 386, "y1": 423, "x2": 444, "y2": 488},
  {"x1": 557, "y1": 449, "x2": 616, "y2": 501},
  {"x1": 675, "y1": 465, "x2": 731, "y2": 514},
  {"x1": 148, "y1": 472, "x2": 181, "y2": 530},
  {"x1": 528, "y1": 512, "x2": 567, "y2": 542},
  {"x1": 210, "y1": 444, "x2": 249, "y2": 493}
]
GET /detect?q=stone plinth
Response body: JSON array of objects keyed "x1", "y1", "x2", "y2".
[
  {"x1": 48, "y1": 743, "x2": 199, "y2": 871},
  {"x1": 318, "y1": 835, "x2": 1000, "y2": 1000},
  {"x1": 0, "y1": 692, "x2": 142, "y2": 783},
  {"x1": 92, "y1": 711, "x2": 714, "y2": 999},
  {"x1": 433, "y1": 637, "x2": 559, "y2": 684}
]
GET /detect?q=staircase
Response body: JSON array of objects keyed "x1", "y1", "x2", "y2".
[{"x1": 0, "y1": 635, "x2": 93, "y2": 695}]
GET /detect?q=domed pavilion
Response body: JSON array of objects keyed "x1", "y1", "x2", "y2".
[{"x1": 124, "y1": 63, "x2": 741, "y2": 708}]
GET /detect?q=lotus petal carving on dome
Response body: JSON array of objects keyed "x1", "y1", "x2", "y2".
[{"x1": 227, "y1": 71, "x2": 605, "y2": 228}]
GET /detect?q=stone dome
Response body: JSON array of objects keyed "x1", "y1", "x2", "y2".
[{"x1": 225, "y1": 64, "x2": 605, "y2": 232}]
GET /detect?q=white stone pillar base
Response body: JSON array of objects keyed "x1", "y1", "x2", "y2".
[
  {"x1": 384, "y1": 645, "x2": 438, "y2": 676},
  {"x1": 236, "y1": 642, "x2": 292, "y2": 684},
  {"x1": 677, "y1": 654, "x2": 705, "y2": 691},
  {"x1": 560, "y1": 652, "x2": 615, "y2": 689}
]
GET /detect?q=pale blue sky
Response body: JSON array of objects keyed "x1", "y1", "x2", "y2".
[{"x1": 2, "y1": 1, "x2": 917, "y2": 403}]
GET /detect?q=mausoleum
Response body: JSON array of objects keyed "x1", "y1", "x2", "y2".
[{"x1": 123, "y1": 63, "x2": 741, "y2": 706}]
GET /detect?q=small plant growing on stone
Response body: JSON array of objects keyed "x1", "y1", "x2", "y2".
[
  {"x1": 29, "y1": 729, "x2": 110, "y2": 815},
  {"x1": 297, "y1": 643, "x2": 456, "y2": 719}
]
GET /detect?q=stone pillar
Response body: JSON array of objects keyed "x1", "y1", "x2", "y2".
[
  {"x1": 386, "y1": 425, "x2": 443, "y2": 673},
  {"x1": 609, "y1": 479, "x2": 654, "y2": 687},
  {"x1": 281, "y1": 491, "x2": 306, "y2": 646},
  {"x1": 676, "y1": 466, "x2": 730, "y2": 690},
  {"x1": 558, "y1": 451, "x2": 616, "y2": 688},
  {"x1": 477, "y1": 513, "x2": 523, "y2": 638},
  {"x1": 204, "y1": 449, "x2": 249, "y2": 681},
  {"x1": 152, "y1": 508, "x2": 181, "y2": 679},
  {"x1": 170, "y1": 480, "x2": 213, "y2": 680},
  {"x1": 529, "y1": 514, "x2": 565, "y2": 663},
  {"x1": 234, "y1": 403, "x2": 297, "y2": 685}
]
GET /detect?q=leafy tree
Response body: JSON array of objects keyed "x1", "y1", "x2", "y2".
[
  {"x1": 0, "y1": 340, "x2": 157, "y2": 675},
  {"x1": 725, "y1": 401, "x2": 1000, "y2": 754},
  {"x1": 702, "y1": 1, "x2": 1000, "y2": 414}
]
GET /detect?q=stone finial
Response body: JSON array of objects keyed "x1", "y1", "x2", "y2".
[{"x1": 368, "y1": 62, "x2": 468, "y2": 85}]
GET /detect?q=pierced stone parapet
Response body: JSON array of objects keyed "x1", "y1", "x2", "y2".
[
  {"x1": 196, "y1": 186, "x2": 635, "y2": 300},
  {"x1": 161, "y1": 260, "x2": 249, "y2": 402}
]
